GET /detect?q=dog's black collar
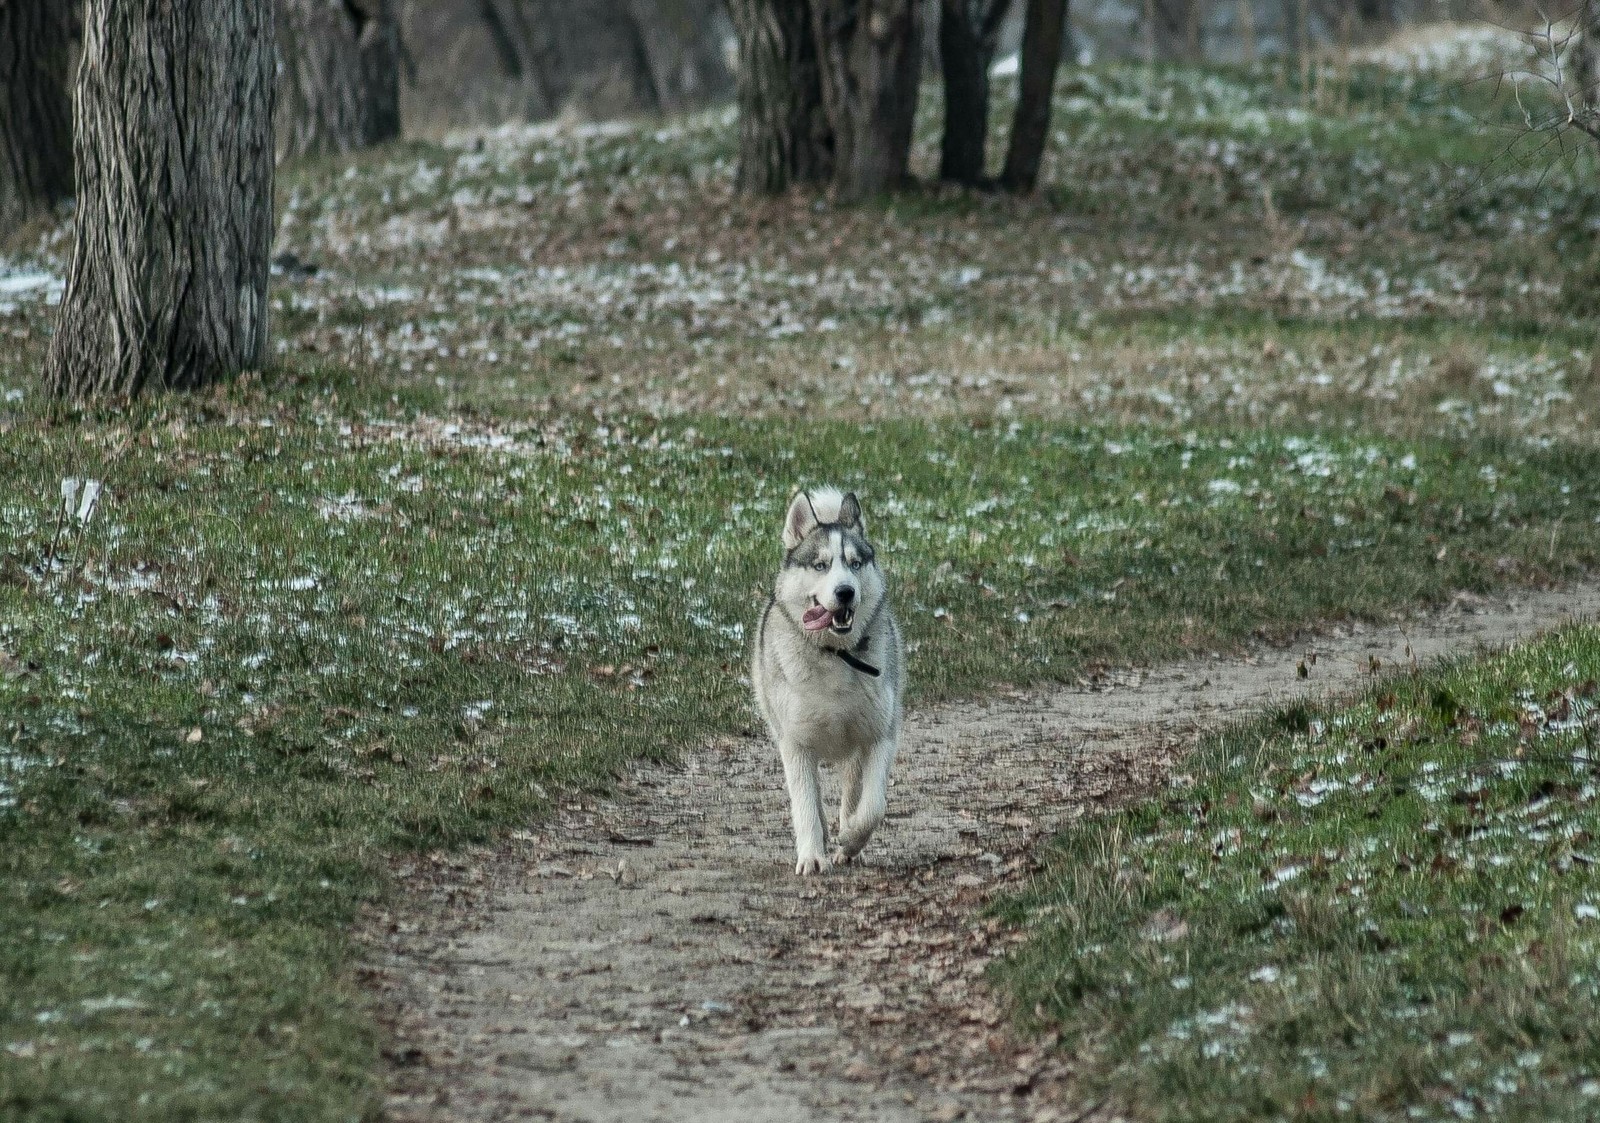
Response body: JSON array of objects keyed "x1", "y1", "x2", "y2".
[
  {"x1": 770, "y1": 595, "x2": 886, "y2": 678},
  {"x1": 830, "y1": 636, "x2": 881, "y2": 677},
  {"x1": 830, "y1": 597, "x2": 887, "y2": 677}
]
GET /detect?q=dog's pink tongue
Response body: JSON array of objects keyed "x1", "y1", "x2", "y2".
[{"x1": 802, "y1": 605, "x2": 832, "y2": 632}]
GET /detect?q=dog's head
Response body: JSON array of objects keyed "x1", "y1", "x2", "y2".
[{"x1": 773, "y1": 487, "x2": 885, "y2": 646}]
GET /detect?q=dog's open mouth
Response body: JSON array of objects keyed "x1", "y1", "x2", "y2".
[{"x1": 801, "y1": 603, "x2": 855, "y2": 634}]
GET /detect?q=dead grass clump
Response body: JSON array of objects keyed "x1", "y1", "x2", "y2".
[{"x1": 1434, "y1": 344, "x2": 1482, "y2": 392}]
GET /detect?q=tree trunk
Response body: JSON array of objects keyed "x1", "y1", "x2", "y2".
[
  {"x1": 476, "y1": 0, "x2": 562, "y2": 119},
  {"x1": 1576, "y1": 0, "x2": 1600, "y2": 117},
  {"x1": 1354, "y1": 0, "x2": 1394, "y2": 27},
  {"x1": 938, "y1": 0, "x2": 1012, "y2": 186},
  {"x1": 812, "y1": 0, "x2": 923, "y2": 202},
  {"x1": 999, "y1": 0, "x2": 1066, "y2": 194},
  {"x1": 625, "y1": 0, "x2": 736, "y2": 114},
  {"x1": 44, "y1": 0, "x2": 275, "y2": 400},
  {"x1": 0, "y1": 0, "x2": 74, "y2": 228},
  {"x1": 357, "y1": 1, "x2": 402, "y2": 144},
  {"x1": 728, "y1": 0, "x2": 832, "y2": 193},
  {"x1": 276, "y1": 0, "x2": 401, "y2": 159},
  {"x1": 1150, "y1": 0, "x2": 1200, "y2": 61},
  {"x1": 624, "y1": 0, "x2": 674, "y2": 112}
]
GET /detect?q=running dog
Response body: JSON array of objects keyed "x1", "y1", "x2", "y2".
[{"x1": 752, "y1": 488, "x2": 905, "y2": 875}]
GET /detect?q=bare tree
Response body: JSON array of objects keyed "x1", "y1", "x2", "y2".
[
  {"x1": 728, "y1": 0, "x2": 833, "y2": 192},
  {"x1": 812, "y1": 0, "x2": 924, "y2": 201},
  {"x1": 1000, "y1": 0, "x2": 1067, "y2": 194},
  {"x1": 938, "y1": 0, "x2": 1012, "y2": 186},
  {"x1": 1500, "y1": 9, "x2": 1600, "y2": 151},
  {"x1": 277, "y1": 0, "x2": 401, "y2": 159},
  {"x1": 475, "y1": 0, "x2": 562, "y2": 118},
  {"x1": 0, "y1": 0, "x2": 74, "y2": 229},
  {"x1": 45, "y1": 0, "x2": 275, "y2": 400},
  {"x1": 624, "y1": 0, "x2": 734, "y2": 113}
]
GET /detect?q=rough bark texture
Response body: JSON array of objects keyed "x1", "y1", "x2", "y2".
[
  {"x1": 938, "y1": 0, "x2": 1012, "y2": 185},
  {"x1": 812, "y1": 0, "x2": 923, "y2": 202},
  {"x1": 999, "y1": 0, "x2": 1066, "y2": 194},
  {"x1": 45, "y1": 0, "x2": 275, "y2": 400},
  {"x1": 0, "y1": 0, "x2": 74, "y2": 228},
  {"x1": 276, "y1": 0, "x2": 401, "y2": 159},
  {"x1": 728, "y1": 0, "x2": 832, "y2": 193}
]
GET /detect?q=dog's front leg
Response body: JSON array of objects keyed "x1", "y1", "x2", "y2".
[
  {"x1": 836, "y1": 753, "x2": 864, "y2": 847},
  {"x1": 834, "y1": 737, "x2": 897, "y2": 864},
  {"x1": 779, "y1": 743, "x2": 829, "y2": 875}
]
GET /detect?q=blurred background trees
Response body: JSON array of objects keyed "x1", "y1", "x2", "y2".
[
  {"x1": 0, "y1": 0, "x2": 73, "y2": 228},
  {"x1": 939, "y1": 0, "x2": 1014, "y2": 185},
  {"x1": 727, "y1": 0, "x2": 832, "y2": 191},
  {"x1": 276, "y1": 0, "x2": 402, "y2": 159},
  {"x1": 4, "y1": 0, "x2": 1588, "y2": 401}
]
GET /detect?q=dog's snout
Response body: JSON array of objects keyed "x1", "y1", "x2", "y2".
[{"x1": 834, "y1": 585, "x2": 855, "y2": 605}]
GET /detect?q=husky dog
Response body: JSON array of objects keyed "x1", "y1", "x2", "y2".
[{"x1": 752, "y1": 487, "x2": 905, "y2": 875}]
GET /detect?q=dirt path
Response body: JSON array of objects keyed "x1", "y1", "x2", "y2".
[{"x1": 370, "y1": 585, "x2": 1600, "y2": 1123}]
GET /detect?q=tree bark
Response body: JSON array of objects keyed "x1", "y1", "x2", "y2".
[
  {"x1": 938, "y1": 0, "x2": 1012, "y2": 186},
  {"x1": 1575, "y1": 0, "x2": 1600, "y2": 117},
  {"x1": 0, "y1": 0, "x2": 74, "y2": 228},
  {"x1": 999, "y1": 0, "x2": 1066, "y2": 194},
  {"x1": 276, "y1": 0, "x2": 401, "y2": 159},
  {"x1": 728, "y1": 0, "x2": 832, "y2": 193},
  {"x1": 812, "y1": 0, "x2": 923, "y2": 202},
  {"x1": 44, "y1": 0, "x2": 275, "y2": 400}
]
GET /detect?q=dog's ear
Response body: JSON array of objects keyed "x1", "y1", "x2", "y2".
[
  {"x1": 838, "y1": 491, "x2": 864, "y2": 533},
  {"x1": 783, "y1": 490, "x2": 820, "y2": 549}
]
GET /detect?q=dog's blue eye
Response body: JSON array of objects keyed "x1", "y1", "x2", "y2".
[
  {"x1": 849, "y1": 558, "x2": 862, "y2": 570},
  {"x1": 813, "y1": 560, "x2": 828, "y2": 572}
]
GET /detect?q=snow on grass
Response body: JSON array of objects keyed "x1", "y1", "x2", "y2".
[
  {"x1": 0, "y1": 264, "x2": 62, "y2": 315},
  {"x1": 1353, "y1": 21, "x2": 1540, "y2": 78},
  {"x1": 999, "y1": 625, "x2": 1600, "y2": 1122}
]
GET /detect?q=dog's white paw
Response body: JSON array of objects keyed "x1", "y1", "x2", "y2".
[
  {"x1": 831, "y1": 848, "x2": 855, "y2": 867},
  {"x1": 795, "y1": 852, "x2": 831, "y2": 876}
]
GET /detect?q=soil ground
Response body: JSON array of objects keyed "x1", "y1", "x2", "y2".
[{"x1": 370, "y1": 583, "x2": 1600, "y2": 1123}]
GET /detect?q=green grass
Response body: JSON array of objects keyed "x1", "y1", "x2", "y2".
[
  {"x1": 3, "y1": 388, "x2": 1600, "y2": 1118},
  {"x1": 995, "y1": 624, "x2": 1600, "y2": 1121}
]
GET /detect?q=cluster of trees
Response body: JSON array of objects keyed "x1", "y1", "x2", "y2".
[
  {"x1": 727, "y1": 0, "x2": 1067, "y2": 199},
  {"x1": 3, "y1": 1, "x2": 1598, "y2": 402},
  {"x1": 1, "y1": 2, "x2": 404, "y2": 228},
  {"x1": 0, "y1": 1, "x2": 73, "y2": 230},
  {"x1": 461, "y1": 0, "x2": 733, "y2": 125},
  {"x1": 3, "y1": 0, "x2": 404, "y2": 400}
]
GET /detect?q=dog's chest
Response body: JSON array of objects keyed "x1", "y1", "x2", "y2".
[{"x1": 784, "y1": 661, "x2": 891, "y2": 756}]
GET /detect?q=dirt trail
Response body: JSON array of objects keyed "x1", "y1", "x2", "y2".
[{"x1": 372, "y1": 585, "x2": 1600, "y2": 1123}]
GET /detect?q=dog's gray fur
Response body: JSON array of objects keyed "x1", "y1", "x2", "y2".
[{"x1": 752, "y1": 487, "x2": 905, "y2": 875}]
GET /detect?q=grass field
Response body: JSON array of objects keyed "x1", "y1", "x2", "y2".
[
  {"x1": 996, "y1": 625, "x2": 1600, "y2": 1122},
  {"x1": 3, "y1": 22, "x2": 1599, "y2": 1121}
]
